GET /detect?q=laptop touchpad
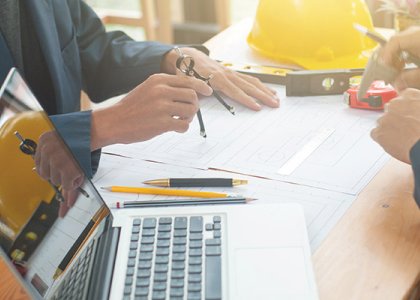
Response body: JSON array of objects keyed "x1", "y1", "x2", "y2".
[{"x1": 234, "y1": 247, "x2": 311, "y2": 300}]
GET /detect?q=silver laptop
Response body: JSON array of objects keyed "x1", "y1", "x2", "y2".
[{"x1": 0, "y1": 68, "x2": 318, "y2": 300}]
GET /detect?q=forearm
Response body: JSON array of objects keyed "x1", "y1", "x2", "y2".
[
  {"x1": 50, "y1": 112, "x2": 98, "y2": 178},
  {"x1": 90, "y1": 105, "x2": 123, "y2": 151}
]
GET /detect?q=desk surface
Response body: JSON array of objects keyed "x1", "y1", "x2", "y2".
[
  {"x1": 0, "y1": 256, "x2": 31, "y2": 300},
  {"x1": 206, "y1": 19, "x2": 420, "y2": 300}
]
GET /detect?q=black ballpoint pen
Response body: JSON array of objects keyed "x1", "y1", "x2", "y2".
[
  {"x1": 143, "y1": 178, "x2": 248, "y2": 187},
  {"x1": 53, "y1": 206, "x2": 107, "y2": 279}
]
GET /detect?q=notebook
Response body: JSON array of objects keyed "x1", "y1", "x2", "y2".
[{"x1": 0, "y1": 68, "x2": 318, "y2": 300}]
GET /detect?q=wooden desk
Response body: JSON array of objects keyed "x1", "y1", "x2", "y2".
[
  {"x1": 0, "y1": 255, "x2": 31, "y2": 300},
  {"x1": 205, "y1": 19, "x2": 420, "y2": 300}
]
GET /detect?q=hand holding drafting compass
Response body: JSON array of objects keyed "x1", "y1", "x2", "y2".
[
  {"x1": 175, "y1": 47, "x2": 235, "y2": 115},
  {"x1": 354, "y1": 24, "x2": 420, "y2": 100},
  {"x1": 174, "y1": 47, "x2": 235, "y2": 137}
]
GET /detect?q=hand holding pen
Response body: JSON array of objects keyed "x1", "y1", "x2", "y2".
[
  {"x1": 354, "y1": 24, "x2": 420, "y2": 94},
  {"x1": 378, "y1": 26, "x2": 420, "y2": 91}
]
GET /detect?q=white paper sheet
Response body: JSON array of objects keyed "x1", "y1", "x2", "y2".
[
  {"x1": 103, "y1": 85, "x2": 389, "y2": 194},
  {"x1": 93, "y1": 155, "x2": 355, "y2": 251},
  {"x1": 103, "y1": 92, "x2": 274, "y2": 169}
]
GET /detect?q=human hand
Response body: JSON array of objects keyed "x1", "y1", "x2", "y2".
[
  {"x1": 34, "y1": 131, "x2": 85, "y2": 217},
  {"x1": 161, "y1": 47, "x2": 280, "y2": 111},
  {"x1": 380, "y1": 26, "x2": 420, "y2": 91},
  {"x1": 91, "y1": 74, "x2": 213, "y2": 149},
  {"x1": 371, "y1": 88, "x2": 420, "y2": 164}
]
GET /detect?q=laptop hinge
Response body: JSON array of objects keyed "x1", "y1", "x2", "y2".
[{"x1": 87, "y1": 218, "x2": 120, "y2": 300}]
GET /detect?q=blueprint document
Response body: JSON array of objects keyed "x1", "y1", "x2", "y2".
[
  {"x1": 104, "y1": 85, "x2": 389, "y2": 195},
  {"x1": 94, "y1": 155, "x2": 355, "y2": 251}
]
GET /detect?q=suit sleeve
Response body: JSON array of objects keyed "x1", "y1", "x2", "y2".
[
  {"x1": 409, "y1": 140, "x2": 420, "y2": 209},
  {"x1": 69, "y1": 0, "x2": 173, "y2": 102},
  {"x1": 49, "y1": 111, "x2": 100, "y2": 179}
]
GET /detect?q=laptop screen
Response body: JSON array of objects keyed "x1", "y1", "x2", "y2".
[{"x1": 0, "y1": 69, "x2": 109, "y2": 297}]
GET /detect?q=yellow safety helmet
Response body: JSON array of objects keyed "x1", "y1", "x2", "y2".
[
  {"x1": 247, "y1": 0, "x2": 377, "y2": 70},
  {"x1": 0, "y1": 111, "x2": 54, "y2": 240}
]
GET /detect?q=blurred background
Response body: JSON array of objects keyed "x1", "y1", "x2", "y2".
[{"x1": 85, "y1": 0, "x2": 394, "y2": 44}]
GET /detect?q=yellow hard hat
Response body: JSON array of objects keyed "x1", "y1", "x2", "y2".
[
  {"x1": 247, "y1": 0, "x2": 377, "y2": 70},
  {"x1": 0, "y1": 111, "x2": 54, "y2": 239}
]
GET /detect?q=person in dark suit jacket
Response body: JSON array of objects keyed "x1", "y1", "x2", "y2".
[
  {"x1": 370, "y1": 27, "x2": 420, "y2": 208},
  {"x1": 0, "y1": 0, "x2": 279, "y2": 203}
]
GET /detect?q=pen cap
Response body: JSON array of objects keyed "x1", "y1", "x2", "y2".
[{"x1": 247, "y1": 0, "x2": 377, "y2": 70}]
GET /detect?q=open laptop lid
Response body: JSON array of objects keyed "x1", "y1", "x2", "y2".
[{"x1": 0, "y1": 68, "x2": 110, "y2": 298}]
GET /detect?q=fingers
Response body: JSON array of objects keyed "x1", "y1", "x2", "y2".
[
  {"x1": 393, "y1": 27, "x2": 420, "y2": 55},
  {"x1": 371, "y1": 112, "x2": 398, "y2": 142},
  {"x1": 232, "y1": 73, "x2": 280, "y2": 108},
  {"x1": 394, "y1": 69, "x2": 420, "y2": 91},
  {"x1": 149, "y1": 73, "x2": 213, "y2": 96},
  {"x1": 154, "y1": 86, "x2": 200, "y2": 121},
  {"x1": 65, "y1": 189, "x2": 79, "y2": 208},
  {"x1": 34, "y1": 131, "x2": 85, "y2": 193},
  {"x1": 383, "y1": 89, "x2": 420, "y2": 117},
  {"x1": 400, "y1": 87, "x2": 420, "y2": 99},
  {"x1": 382, "y1": 27, "x2": 420, "y2": 67},
  {"x1": 209, "y1": 72, "x2": 262, "y2": 111},
  {"x1": 165, "y1": 86, "x2": 199, "y2": 105},
  {"x1": 370, "y1": 126, "x2": 378, "y2": 140},
  {"x1": 170, "y1": 118, "x2": 190, "y2": 133},
  {"x1": 58, "y1": 202, "x2": 69, "y2": 218},
  {"x1": 58, "y1": 189, "x2": 80, "y2": 218},
  {"x1": 169, "y1": 104, "x2": 198, "y2": 122},
  {"x1": 35, "y1": 137, "x2": 51, "y2": 181},
  {"x1": 236, "y1": 72, "x2": 277, "y2": 96},
  {"x1": 382, "y1": 35, "x2": 405, "y2": 67}
]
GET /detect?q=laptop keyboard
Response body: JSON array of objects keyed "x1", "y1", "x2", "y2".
[
  {"x1": 52, "y1": 239, "x2": 96, "y2": 300},
  {"x1": 123, "y1": 216, "x2": 223, "y2": 300}
]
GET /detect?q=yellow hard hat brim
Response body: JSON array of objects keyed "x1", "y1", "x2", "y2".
[{"x1": 247, "y1": 35, "x2": 377, "y2": 70}]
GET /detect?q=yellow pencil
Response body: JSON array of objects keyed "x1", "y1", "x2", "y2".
[{"x1": 100, "y1": 186, "x2": 233, "y2": 198}]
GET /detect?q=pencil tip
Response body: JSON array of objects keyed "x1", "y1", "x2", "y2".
[
  {"x1": 100, "y1": 186, "x2": 111, "y2": 191},
  {"x1": 53, "y1": 269, "x2": 62, "y2": 280}
]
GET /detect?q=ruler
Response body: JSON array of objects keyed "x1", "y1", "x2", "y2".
[{"x1": 277, "y1": 128, "x2": 335, "y2": 176}]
